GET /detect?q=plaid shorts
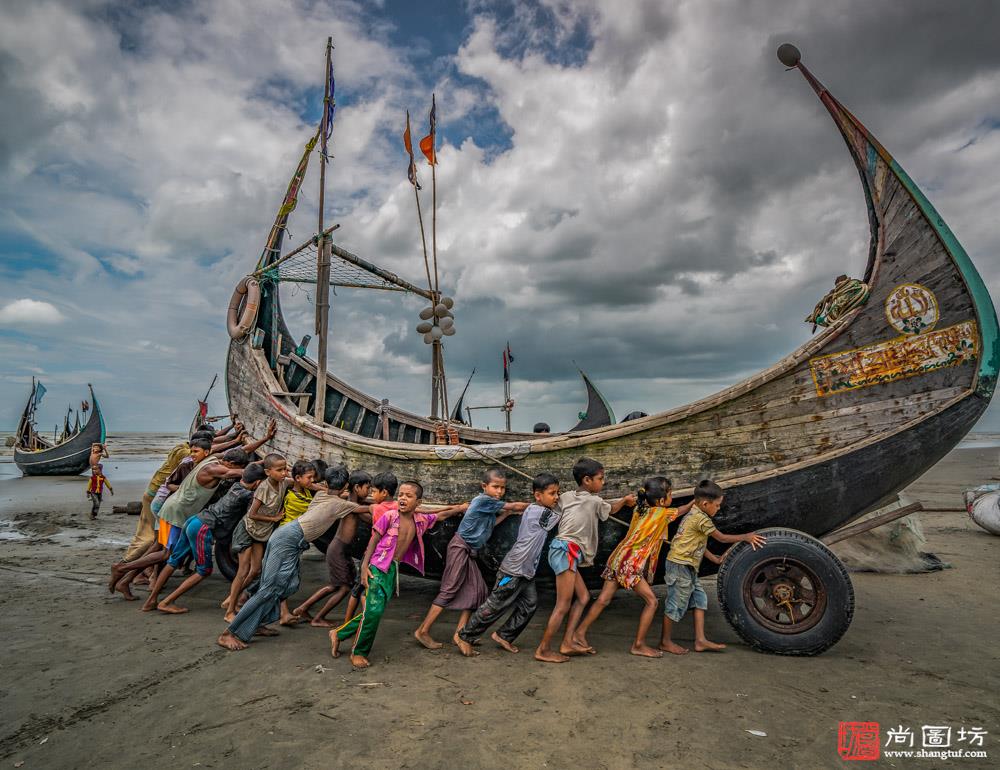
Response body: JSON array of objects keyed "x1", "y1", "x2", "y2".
[{"x1": 663, "y1": 561, "x2": 708, "y2": 621}]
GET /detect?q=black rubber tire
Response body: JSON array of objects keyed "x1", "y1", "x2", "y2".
[
  {"x1": 716, "y1": 528, "x2": 854, "y2": 656},
  {"x1": 215, "y1": 537, "x2": 238, "y2": 582}
]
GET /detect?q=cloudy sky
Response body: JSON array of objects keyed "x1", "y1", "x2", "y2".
[{"x1": 1, "y1": 0, "x2": 998, "y2": 435}]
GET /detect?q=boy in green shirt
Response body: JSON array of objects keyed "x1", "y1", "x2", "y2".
[{"x1": 660, "y1": 480, "x2": 765, "y2": 654}]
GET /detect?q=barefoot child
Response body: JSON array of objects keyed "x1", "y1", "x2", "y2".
[
  {"x1": 140, "y1": 448, "x2": 250, "y2": 611},
  {"x1": 414, "y1": 468, "x2": 528, "y2": 651},
  {"x1": 335, "y1": 471, "x2": 397, "y2": 629},
  {"x1": 217, "y1": 466, "x2": 370, "y2": 650},
  {"x1": 223, "y1": 453, "x2": 288, "y2": 621},
  {"x1": 292, "y1": 470, "x2": 373, "y2": 626},
  {"x1": 535, "y1": 457, "x2": 636, "y2": 663},
  {"x1": 660, "y1": 480, "x2": 766, "y2": 654},
  {"x1": 145, "y1": 464, "x2": 266, "y2": 613},
  {"x1": 456, "y1": 472, "x2": 561, "y2": 657},
  {"x1": 86, "y1": 463, "x2": 113, "y2": 519},
  {"x1": 572, "y1": 477, "x2": 691, "y2": 658},
  {"x1": 332, "y1": 481, "x2": 466, "y2": 668}
]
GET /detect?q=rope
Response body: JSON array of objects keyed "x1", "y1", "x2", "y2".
[
  {"x1": 456, "y1": 443, "x2": 631, "y2": 527},
  {"x1": 805, "y1": 276, "x2": 869, "y2": 332}
]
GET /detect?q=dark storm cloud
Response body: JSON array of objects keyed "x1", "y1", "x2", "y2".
[{"x1": 1, "y1": 0, "x2": 998, "y2": 432}]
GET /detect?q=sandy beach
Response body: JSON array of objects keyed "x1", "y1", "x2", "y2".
[{"x1": 1, "y1": 445, "x2": 998, "y2": 768}]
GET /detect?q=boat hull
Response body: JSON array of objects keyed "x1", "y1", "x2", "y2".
[
  {"x1": 226, "y1": 54, "x2": 998, "y2": 582},
  {"x1": 13, "y1": 395, "x2": 106, "y2": 476}
]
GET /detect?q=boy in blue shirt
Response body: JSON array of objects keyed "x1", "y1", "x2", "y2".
[{"x1": 414, "y1": 468, "x2": 528, "y2": 650}]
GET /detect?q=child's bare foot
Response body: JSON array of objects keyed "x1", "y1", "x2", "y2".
[
  {"x1": 115, "y1": 580, "x2": 136, "y2": 601},
  {"x1": 558, "y1": 642, "x2": 594, "y2": 656},
  {"x1": 350, "y1": 654, "x2": 370, "y2": 669},
  {"x1": 414, "y1": 629, "x2": 442, "y2": 650},
  {"x1": 534, "y1": 648, "x2": 570, "y2": 663},
  {"x1": 491, "y1": 632, "x2": 519, "y2": 653},
  {"x1": 694, "y1": 638, "x2": 726, "y2": 652},
  {"x1": 658, "y1": 641, "x2": 689, "y2": 655},
  {"x1": 140, "y1": 597, "x2": 158, "y2": 612},
  {"x1": 133, "y1": 575, "x2": 150, "y2": 586},
  {"x1": 292, "y1": 607, "x2": 314, "y2": 621},
  {"x1": 108, "y1": 565, "x2": 123, "y2": 593},
  {"x1": 223, "y1": 611, "x2": 236, "y2": 623},
  {"x1": 217, "y1": 631, "x2": 247, "y2": 651},
  {"x1": 310, "y1": 617, "x2": 333, "y2": 628},
  {"x1": 329, "y1": 629, "x2": 341, "y2": 658},
  {"x1": 455, "y1": 637, "x2": 479, "y2": 657},
  {"x1": 220, "y1": 598, "x2": 229, "y2": 609},
  {"x1": 254, "y1": 625, "x2": 279, "y2": 637},
  {"x1": 157, "y1": 602, "x2": 188, "y2": 615},
  {"x1": 630, "y1": 643, "x2": 664, "y2": 658},
  {"x1": 278, "y1": 613, "x2": 301, "y2": 627}
]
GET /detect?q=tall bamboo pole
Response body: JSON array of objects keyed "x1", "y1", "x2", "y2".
[{"x1": 314, "y1": 37, "x2": 333, "y2": 424}]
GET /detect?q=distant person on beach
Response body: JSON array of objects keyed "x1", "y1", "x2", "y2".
[
  {"x1": 144, "y1": 463, "x2": 266, "y2": 614},
  {"x1": 89, "y1": 442, "x2": 109, "y2": 470},
  {"x1": 329, "y1": 481, "x2": 467, "y2": 668},
  {"x1": 535, "y1": 457, "x2": 635, "y2": 663},
  {"x1": 659, "y1": 480, "x2": 766, "y2": 655},
  {"x1": 414, "y1": 468, "x2": 528, "y2": 651},
  {"x1": 455, "y1": 472, "x2": 561, "y2": 657},
  {"x1": 107, "y1": 419, "x2": 276, "y2": 600},
  {"x1": 570, "y1": 477, "x2": 691, "y2": 658},
  {"x1": 217, "y1": 465, "x2": 374, "y2": 650},
  {"x1": 533, "y1": 422, "x2": 551, "y2": 434},
  {"x1": 292, "y1": 469, "x2": 373, "y2": 626},
  {"x1": 86, "y1": 463, "x2": 113, "y2": 519},
  {"x1": 223, "y1": 453, "x2": 289, "y2": 622}
]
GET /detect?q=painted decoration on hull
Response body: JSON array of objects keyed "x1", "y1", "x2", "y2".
[
  {"x1": 885, "y1": 283, "x2": 939, "y2": 335},
  {"x1": 810, "y1": 320, "x2": 978, "y2": 397}
]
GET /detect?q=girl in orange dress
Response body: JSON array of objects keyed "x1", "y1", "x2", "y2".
[{"x1": 571, "y1": 477, "x2": 691, "y2": 657}]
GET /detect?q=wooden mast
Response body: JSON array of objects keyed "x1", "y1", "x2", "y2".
[{"x1": 314, "y1": 37, "x2": 333, "y2": 424}]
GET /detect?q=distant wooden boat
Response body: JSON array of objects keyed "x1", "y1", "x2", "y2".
[
  {"x1": 224, "y1": 44, "x2": 997, "y2": 654},
  {"x1": 13, "y1": 383, "x2": 106, "y2": 476}
]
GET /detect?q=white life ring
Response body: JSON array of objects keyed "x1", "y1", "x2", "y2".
[{"x1": 227, "y1": 277, "x2": 260, "y2": 340}]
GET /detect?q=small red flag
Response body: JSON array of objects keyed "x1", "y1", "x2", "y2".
[{"x1": 419, "y1": 94, "x2": 436, "y2": 165}]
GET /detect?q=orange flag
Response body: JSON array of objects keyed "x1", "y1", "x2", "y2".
[{"x1": 419, "y1": 93, "x2": 436, "y2": 165}]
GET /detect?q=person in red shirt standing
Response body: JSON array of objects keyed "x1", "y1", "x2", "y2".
[{"x1": 87, "y1": 463, "x2": 113, "y2": 519}]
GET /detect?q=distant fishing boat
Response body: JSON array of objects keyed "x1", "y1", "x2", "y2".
[
  {"x1": 223, "y1": 43, "x2": 996, "y2": 654},
  {"x1": 13, "y1": 382, "x2": 106, "y2": 476}
]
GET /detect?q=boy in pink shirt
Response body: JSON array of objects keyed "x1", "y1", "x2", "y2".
[{"x1": 332, "y1": 481, "x2": 466, "y2": 668}]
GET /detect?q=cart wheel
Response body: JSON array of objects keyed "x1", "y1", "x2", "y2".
[
  {"x1": 215, "y1": 536, "x2": 238, "y2": 582},
  {"x1": 716, "y1": 528, "x2": 854, "y2": 656}
]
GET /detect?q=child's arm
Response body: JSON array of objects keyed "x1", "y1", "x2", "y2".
[
  {"x1": 106, "y1": 479, "x2": 114, "y2": 495},
  {"x1": 710, "y1": 529, "x2": 766, "y2": 550},
  {"x1": 609, "y1": 493, "x2": 638, "y2": 515},
  {"x1": 240, "y1": 419, "x2": 277, "y2": 455},
  {"x1": 359, "y1": 529, "x2": 381, "y2": 588},
  {"x1": 496, "y1": 501, "x2": 528, "y2": 525},
  {"x1": 425, "y1": 502, "x2": 469, "y2": 523},
  {"x1": 210, "y1": 434, "x2": 243, "y2": 453},
  {"x1": 661, "y1": 501, "x2": 695, "y2": 540}
]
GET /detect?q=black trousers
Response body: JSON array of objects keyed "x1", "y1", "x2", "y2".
[{"x1": 458, "y1": 573, "x2": 537, "y2": 643}]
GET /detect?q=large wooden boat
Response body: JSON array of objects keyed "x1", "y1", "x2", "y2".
[
  {"x1": 13, "y1": 383, "x2": 106, "y2": 476},
  {"x1": 224, "y1": 44, "x2": 997, "y2": 653}
]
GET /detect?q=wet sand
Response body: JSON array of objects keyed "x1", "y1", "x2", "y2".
[{"x1": 1, "y1": 447, "x2": 998, "y2": 768}]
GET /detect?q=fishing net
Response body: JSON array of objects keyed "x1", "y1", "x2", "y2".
[{"x1": 258, "y1": 239, "x2": 407, "y2": 292}]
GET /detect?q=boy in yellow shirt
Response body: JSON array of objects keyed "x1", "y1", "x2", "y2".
[{"x1": 660, "y1": 480, "x2": 765, "y2": 654}]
